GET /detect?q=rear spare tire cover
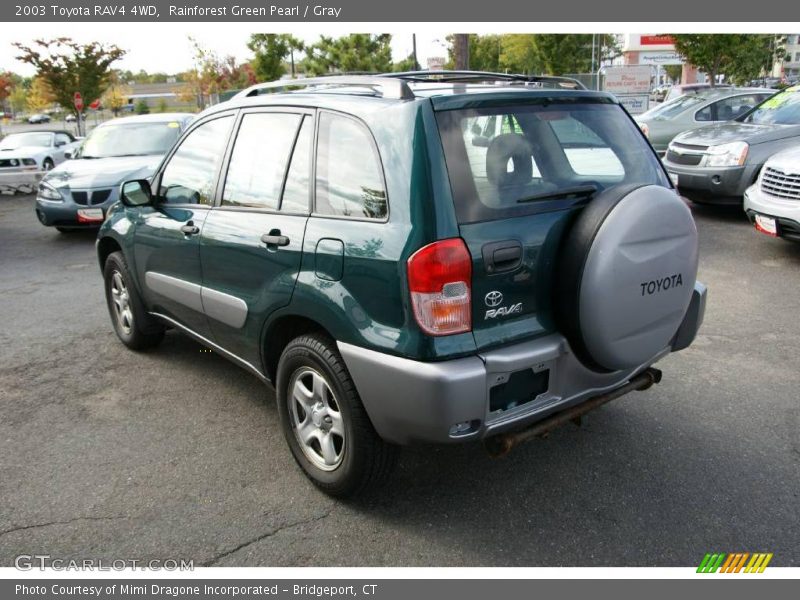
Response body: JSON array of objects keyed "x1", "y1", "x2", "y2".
[{"x1": 556, "y1": 184, "x2": 698, "y2": 372}]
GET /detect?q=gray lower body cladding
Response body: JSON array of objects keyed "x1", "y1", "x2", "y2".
[{"x1": 339, "y1": 282, "x2": 707, "y2": 445}]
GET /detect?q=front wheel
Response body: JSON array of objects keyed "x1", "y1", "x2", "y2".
[{"x1": 276, "y1": 333, "x2": 397, "y2": 497}]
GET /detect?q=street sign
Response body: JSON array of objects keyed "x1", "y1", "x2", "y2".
[
  {"x1": 73, "y1": 92, "x2": 83, "y2": 112},
  {"x1": 604, "y1": 66, "x2": 652, "y2": 94},
  {"x1": 618, "y1": 94, "x2": 650, "y2": 115},
  {"x1": 89, "y1": 99, "x2": 100, "y2": 110}
]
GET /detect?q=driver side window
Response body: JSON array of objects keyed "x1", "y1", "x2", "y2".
[{"x1": 159, "y1": 116, "x2": 233, "y2": 205}]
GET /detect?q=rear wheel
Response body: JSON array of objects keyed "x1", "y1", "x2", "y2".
[
  {"x1": 276, "y1": 333, "x2": 397, "y2": 497},
  {"x1": 103, "y1": 251, "x2": 164, "y2": 350}
]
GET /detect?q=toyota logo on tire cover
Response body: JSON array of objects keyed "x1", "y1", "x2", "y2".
[{"x1": 485, "y1": 291, "x2": 503, "y2": 307}]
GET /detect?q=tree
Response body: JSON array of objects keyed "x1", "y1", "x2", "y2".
[
  {"x1": 499, "y1": 35, "x2": 541, "y2": 74},
  {"x1": 672, "y1": 34, "x2": 777, "y2": 86},
  {"x1": 101, "y1": 74, "x2": 131, "y2": 116},
  {"x1": 248, "y1": 34, "x2": 290, "y2": 82},
  {"x1": 13, "y1": 38, "x2": 125, "y2": 117},
  {"x1": 302, "y1": 34, "x2": 393, "y2": 76},
  {"x1": 0, "y1": 72, "x2": 14, "y2": 106},
  {"x1": 446, "y1": 35, "x2": 501, "y2": 71},
  {"x1": 27, "y1": 77, "x2": 55, "y2": 112},
  {"x1": 663, "y1": 64, "x2": 683, "y2": 83},
  {"x1": 183, "y1": 37, "x2": 248, "y2": 108},
  {"x1": 134, "y1": 99, "x2": 149, "y2": 115}
]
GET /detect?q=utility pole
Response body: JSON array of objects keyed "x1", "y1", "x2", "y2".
[
  {"x1": 412, "y1": 34, "x2": 419, "y2": 70},
  {"x1": 453, "y1": 34, "x2": 470, "y2": 70}
]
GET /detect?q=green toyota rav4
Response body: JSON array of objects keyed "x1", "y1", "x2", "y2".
[{"x1": 96, "y1": 72, "x2": 707, "y2": 497}]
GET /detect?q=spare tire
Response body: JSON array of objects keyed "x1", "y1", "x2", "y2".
[{"x1": 555, "y1": 184, "x2": 698, "y2": 372}]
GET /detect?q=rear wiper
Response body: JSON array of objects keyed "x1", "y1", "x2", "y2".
[{"x1": 516, "y1": 184, "x2": 598, "y2": 204}]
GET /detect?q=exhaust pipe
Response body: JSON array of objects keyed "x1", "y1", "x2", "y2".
[{"x1": 484, "y1": 367, "x2": 662, "y2": 458}]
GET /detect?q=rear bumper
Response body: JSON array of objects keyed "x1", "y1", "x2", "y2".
[{"x1": 339, "y1": 282, "x2": 707, "y2": 445}]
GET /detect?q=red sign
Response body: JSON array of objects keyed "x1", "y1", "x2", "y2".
[
  {"x1": 641, "y1": 35, "x2": 674, "y2": 46},
  {"x1": 89, "y1": 99, "x2": 101, "y2": 110},
  {"x1": 73, "y1": 92, "x2": 84, "y2": 112}
]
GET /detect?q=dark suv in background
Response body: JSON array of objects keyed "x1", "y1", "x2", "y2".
[{"x1": 96, "y1": 72, "x2": 707, "y2": 497}]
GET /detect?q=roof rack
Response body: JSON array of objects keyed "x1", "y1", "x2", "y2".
[
  {"x1": 385, "y1": 70, "x2": 586, "y2": 90},
  {"x1": 233, "y1": 75, "x2": 415, "y2": 101}
]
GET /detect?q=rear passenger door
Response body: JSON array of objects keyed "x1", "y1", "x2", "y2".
[{"x1": 199, "y1": 109, "x2": 313, "y2": 367}]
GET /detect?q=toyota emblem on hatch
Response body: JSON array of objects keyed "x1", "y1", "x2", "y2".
[{"x1": 485, "y1": 291, "x2": 503, "y2": 307}]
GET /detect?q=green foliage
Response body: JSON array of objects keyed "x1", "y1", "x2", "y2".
[
  {"x1": 134, "y1": 99, "x2": 149, "y2": 115},
  {"x1": 672, "y1": 34, "x2": 778, "y2": 86},
  {"x1": 392, "y1": 54, "x2": 419, "y2": 73},
  {"x1": 13, "y1": 38, "x2": 125, "y2": 115},
  {"x1": 446, "y1": 34, "x2": 620, "y2": 75},
  {"x1": 156, "y1": 98, "x2": 168, "y2": 113},
  {"x1": 663, "y1": 64, "x2": 683, "y2": 82},
  {"x1": 249, "y1": 34, "x2": 291, "y2": 81},
  {"x1": 302, "y1": 34, "x2": 393, "y2": 76}
]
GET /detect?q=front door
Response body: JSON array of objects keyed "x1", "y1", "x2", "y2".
[
  {"x1": 134, "y1": 113, "x2": 235, "y2": 338},
  {"x1": 199, "y1": 110, "x2": 313, "y2": 367}
]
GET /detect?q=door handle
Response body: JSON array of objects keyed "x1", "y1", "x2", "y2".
[
  {"x1": 180, "y1": 222, "x2": 200, "y2": 235},
  {"x1": 261, "y1": 232, "x2": 290, "y2": 247}
]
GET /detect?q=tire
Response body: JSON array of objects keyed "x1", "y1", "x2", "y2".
[
  {"x1": 554, "y1": 184, "x2": 698, "y2": 372},
  {"x1": 276, "y1": 333, "x2": 397, "y2": 497},
  {"x1": 103, "y1": 251, "x2": 164, "y2": 350},
  {"x1": 42, "y1": 158, "x2": 54, "y2": 171}
]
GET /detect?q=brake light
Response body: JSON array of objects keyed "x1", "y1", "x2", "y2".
[{"x1": 407, "y1": 238, "x2": 472, "y2": 336}]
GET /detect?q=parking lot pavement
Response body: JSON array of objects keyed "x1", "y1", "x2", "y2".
[{"x1": 1, "y1": 193, "x2": 798, "y2": 567}]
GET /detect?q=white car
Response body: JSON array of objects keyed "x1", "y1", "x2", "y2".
[
  {"x1": 743, "y1": 145, "x2": 800, "y2": 242},
  {"x1": 0, "y1": 130, "x2": 82, "y2": 173}
]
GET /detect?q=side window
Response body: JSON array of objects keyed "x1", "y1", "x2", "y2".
[
  {"x1": 280, "y1": 117, "x2": 312, "y2": 213},
  {"x1": 159, "y1": 116, "x2": 233, "y2": 205},
  {"x1": 315, "y1": 113, "x2": 387, "y2": 219},
  {"x1": 712, "y1": 95, "x2": 764, "y2": 121},
  {"x1": 54, "y1": 133, "x2": 72, "y2": 146},
  {"x1": 222, "y1": 113, "x2": 301, "y2": 210},
  {"x1": 695, "y1": 105, "x2": 714, "y2": 121}
]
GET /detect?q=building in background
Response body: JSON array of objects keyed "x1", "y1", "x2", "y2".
[
  {"x1": 620, "y1": 34, "x2": 701, "y2": 85},
  {"x1": 774, "y1": 34, "x2": 800, "y2": 78}
]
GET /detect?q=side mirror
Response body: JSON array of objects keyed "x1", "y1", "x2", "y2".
[
  {"x1": 120, "y1": 179, "x2": 154, "y2": 207},
  {"x1": 472, "y1": 135, "x2": 491, "y2": 148},
  {"x1": 64, "y1": 149, "x2": 75, "y2": 159}
]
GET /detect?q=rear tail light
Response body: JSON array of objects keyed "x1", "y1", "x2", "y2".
[{"x1": 407, "y1": 238, "x2": 472, "y2": 336}]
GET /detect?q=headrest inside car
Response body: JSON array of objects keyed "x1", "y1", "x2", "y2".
[{"x1": 486, "y1": 134, "x2": 533, "y2": 188}]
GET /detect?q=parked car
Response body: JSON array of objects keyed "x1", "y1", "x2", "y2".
[
  {"x1": 0, "y1": 130, "x2": 81, "y2": 173},
  {"x1": 664, "y1": 83, "x2": 733, "y2": 103},
  {"x1": 743, "y1": 145, "x2": 800, "y2": 242},
  {"x1": 35, "y1": 113, "x2": 194, "y2": 232},
  {"x1": 636, "y1": 88, "x2": 774, "y2": 155},
  {"x1": 96, "y1": 72, "x2": 706, "y2": 497},
  {"x1": 27, "y1": 113, "x2": 51, "y2": 124},
  {"x1": 650, "y1": 84, "x2": 672, "y2": 103},
  {"x1": 662, "y1": 84, "x2": 800, "y2": 204}
]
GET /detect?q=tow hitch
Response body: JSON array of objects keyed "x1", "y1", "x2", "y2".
[{"x1": 484, "y1": 367, "x2": 662, "y2": 458}]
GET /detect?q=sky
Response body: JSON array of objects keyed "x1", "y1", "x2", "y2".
[{"x1": 0, "y1": 24, "x2": 450, "y2": 76}]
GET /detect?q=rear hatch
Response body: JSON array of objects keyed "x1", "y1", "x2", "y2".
[{"x1": 433, "y1": 93, "x2": 671, "y2": 351}]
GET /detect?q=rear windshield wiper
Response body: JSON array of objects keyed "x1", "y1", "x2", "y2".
[{"x1": 516, "y1": 184, "x2": 598, "y2": 204}]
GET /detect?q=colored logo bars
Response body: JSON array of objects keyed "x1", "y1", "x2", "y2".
[{"x1": 697, "y1": 553, "x2": 773, "y2": 573}]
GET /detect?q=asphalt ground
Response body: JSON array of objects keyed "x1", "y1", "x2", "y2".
[{"x1": 0, "y1": 192, "x2": 798, "y2": 567}]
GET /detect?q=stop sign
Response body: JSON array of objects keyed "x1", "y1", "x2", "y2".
[{"x1": 73, "y1": 92, "x2": 84, "y2": 112}]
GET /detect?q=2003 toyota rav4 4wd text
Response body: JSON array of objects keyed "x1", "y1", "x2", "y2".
[{"x1": 96, "y1": 71, "x2": 707, "y2": 497}]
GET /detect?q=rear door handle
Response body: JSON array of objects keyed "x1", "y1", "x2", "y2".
[
  {"x1": 261, "y1": 231, "x2": 290, "y2": 247},
  {"x1": 180, "y1": 222, "x2": 200, "y2": 235}
]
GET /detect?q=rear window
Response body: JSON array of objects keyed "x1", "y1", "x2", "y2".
[{"x1": 436, "y1": 101, "x2": 669, "y2": 223}]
